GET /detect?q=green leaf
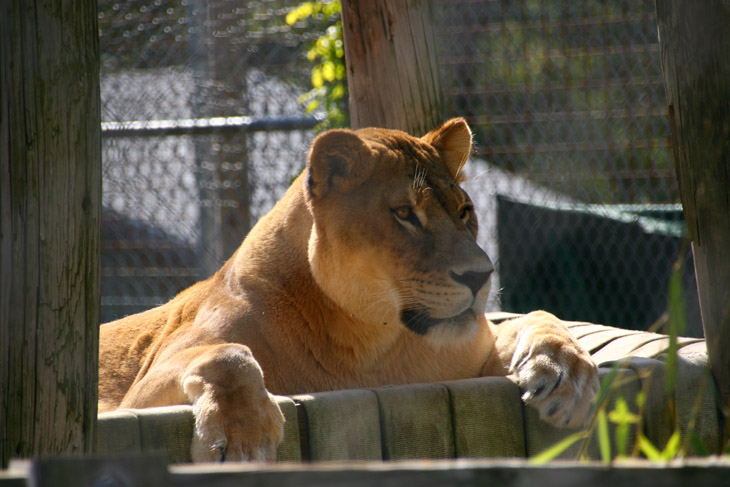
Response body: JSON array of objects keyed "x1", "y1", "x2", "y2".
[
  {"x1": 636, "y1": 390, "x2": 646, "y2": 410},
  {"x1": 665, "y1": 253, "x2": 687, "y2": 396},
  {"x1": 291, "y1": 1, "x2": 347, "y2": 130},
  {"x1": 316, "y1": 36, "x2": 330, "y2": 51},
  {"x1": 689, "y1": 431, "x2": 710, "y2": 457},
  {"x1": 286, "y1": 2, "x2": 315, "y2": 25},
  {"x1": 596, "y1": 409, "x2": 611, "y2": 464},
  {"x1": 297, "y1": 3, "x2": 314, "y2": 19},
  {"x1": 330, "y1": 83, "x2": 345, "y2": 99},
  {"x1": 594, "y1": 363, "x2": 620, "y2": 407},
  {"x1": 322, "y1": 1, "x2": 340, "y2": 16},
  {"x1": 322, "y1": 61, "x2": 336, "y2": 81},
  {"x1": 661, "y1": 430, "x2": 681, "y2": 460},
  {"x1": 305, "y1": 100, "x2": 320, "y2": 113},
  {"x1": 311, "y1": 66, "x2": 324, "y2": 89},
  {"x1": 529, "y1": 431, "x2": 585, "y2": 464},
  {"x1": 638, "y1": 435, "x2": 662, "y2": 461},
  {"x1": 607, "y1": 397, "x2": 640, "y2": 425},
  {"x1": 607, "y1": 396, "x2": 639, "y2": 458},
  {"x1": 285, "y1": 11, "x2": 298, "y2": 25},
  {"x1": 615, "y1": 423, "x2": 630, "y2": 457}
]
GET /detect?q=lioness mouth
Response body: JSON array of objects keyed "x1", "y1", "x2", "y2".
[{"x1": 400, "y1": 307, "x2": 477, "y2": 336}]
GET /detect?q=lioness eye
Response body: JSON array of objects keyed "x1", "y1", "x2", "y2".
[
  {"x1": 393, "y1": 205, "x2": 421, "y2": 227},
  {"x1": 394, "y1": 206, "x2": 412, "y2": 220}
]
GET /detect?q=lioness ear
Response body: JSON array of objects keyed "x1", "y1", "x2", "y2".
[
  {"x1": 306, "y1": 129, "x2": 374, "y2": 201},
  {"x1": 421, "y1": 118, "x2": 473, "y2": 181}
]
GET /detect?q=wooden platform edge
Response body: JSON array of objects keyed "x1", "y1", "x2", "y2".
[{"x1": 5, "y1": 456, "x2": 730, "y2": 487}]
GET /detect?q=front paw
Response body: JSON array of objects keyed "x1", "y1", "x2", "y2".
[
  {"x1": 511, "y1": 312, "x2": 599, "y2": 429},
  {"x1": 181, "y1": 344, "x2": 285, "y2": 462},
  {"x1": 187, "y1": 387, "x2": 285, "y2": 462}
]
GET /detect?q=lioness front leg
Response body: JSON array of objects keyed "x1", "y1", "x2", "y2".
[
  {"x1": 182, "y1": 344, "x2": 284, "y2": 462},
  {"x1": 484, "y1": 311, "x2": 599, "y2": 428},
  {"x1": 121, "y1": 343, "x2": 284, "y2": 462}
]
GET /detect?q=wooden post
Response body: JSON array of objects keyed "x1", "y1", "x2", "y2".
[
  {"x1": 341, "y1": 0, "x2": 443, "y2": 134},
  {"x1": 0, "y1": 0, "x2": 101, "y2": 467},
  {"x1": 655, "y1": 0, "x2": 730, "y2": 418}
]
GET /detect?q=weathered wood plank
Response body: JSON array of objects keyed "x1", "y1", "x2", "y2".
[
  {"x1": 1, "y1": 0, "x2": 101, "y2": 467},
  {"x1": 169, "y1": 459, "x2": 730, "y2": 487},
  {"x1": 654, "y1": 0, "x2": 730, "y2": 419},
  {"x1": 7, "y1": 456, "x2": 169, "y2": 487},
  {"x1": 7, "y1": 457, "x2": 730, "y2": 487},
  {"x1": 341, "y1": 0, "x2": 442, "y2": 134}
]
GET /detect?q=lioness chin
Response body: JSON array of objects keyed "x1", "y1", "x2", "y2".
[{"x1": 99, "y1": 118, "x2": 599, "y2": 462}]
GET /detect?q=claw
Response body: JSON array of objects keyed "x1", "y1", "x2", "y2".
[
  {"x1": 549, "y1": 369, "x2": 564, "y2": 395},
  {"x1": 211, "y1": 441, "x2": 227, "y2": 462},
  {"x1": 546, "y1": 400, "x2": 560, "y2": 418}
]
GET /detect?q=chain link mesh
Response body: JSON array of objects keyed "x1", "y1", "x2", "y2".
[{"x1": 99, "y1": 0, "x2": 700, "y2": 336}]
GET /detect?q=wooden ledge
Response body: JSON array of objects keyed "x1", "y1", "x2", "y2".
[{"x1": 6, "y1": 456, "x2": 730, "y2": 487}]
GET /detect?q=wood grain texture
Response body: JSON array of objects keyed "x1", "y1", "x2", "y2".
[
  {"x1": 9, "y1": 457, "x2": 730, "y2": 487},
  {"x1": 1, "y1": 0, "x2": 100, "y2": 467},
  {"x1": 341, "y1": 0, "x2": 443, "y2": 134},
  {"x1": 655, "y1": 0, "x2": 730, "y2": 412},
  {"x1": 170, "y1": 459, "x2": 730, "y2": 487}
]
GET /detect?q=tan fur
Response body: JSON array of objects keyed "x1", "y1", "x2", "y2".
[{"x1": 99, "y1": 118, "x2": 598, "y2": 462}]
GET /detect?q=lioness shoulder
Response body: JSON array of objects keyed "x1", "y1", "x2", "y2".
[{"x1": 99, "y1": 119, "x2": 598, "y2": 462}]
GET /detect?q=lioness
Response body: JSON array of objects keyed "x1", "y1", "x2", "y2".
[{"x1": 99, "y1": 118, "x2": 598, "y2": 462}]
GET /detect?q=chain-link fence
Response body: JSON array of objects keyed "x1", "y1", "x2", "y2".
[
  {"x1": 100, "y1": 0, "x2": 700, "y2": 336},
  {"x1": 433, "y1": 0, "x2": 699, "y2": 335},
  {"x1": 100, "y1": 0, "x2": 321, "y2": 320}
]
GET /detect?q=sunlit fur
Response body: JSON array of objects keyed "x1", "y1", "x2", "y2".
[{"x1": 99, "y1": 118, "x2": 598, "y2": 462}]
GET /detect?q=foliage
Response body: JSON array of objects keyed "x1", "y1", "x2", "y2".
[
  {"x1": 438, "y1": 0, "x2": 673, "y2": 204},
  {"x1": 664, "y1": 243, "x2": 688, "y2": 396},
  {"x1": 286, "y1": 1, "x2": 348, "y2": 130},
  {"x1": 530, "y1": 249, "x2": 713, "y2": 464}
]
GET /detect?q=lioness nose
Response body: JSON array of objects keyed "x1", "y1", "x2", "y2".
[{"x1": 450, "y1": 269, "x2": 492, "y2": 296}]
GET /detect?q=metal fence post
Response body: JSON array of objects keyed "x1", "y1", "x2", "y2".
[{"x1": 192, "y1": 0, "x2": 251, "y2": 277}]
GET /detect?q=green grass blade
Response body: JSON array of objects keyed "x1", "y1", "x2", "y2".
[
  {"x1": 529, "y1": 432, "x2": 586, "y2": 465},
  {"x1": 689, "y1": 431, "x2": 710, "y2": 457},
  {"x1": 661, "y1": 430, "x2": 682, "y2": 460},
  {"x1": 638, "y1": 434, "x2": 662, "y2": 461},
  {"x1": 595, "y1": 364, "x2": 621, "y2": 407},
  {"x1": 665, "y1": 253, "x2": 688, "y2": 396},
  {"x1": 596, "y1": 409, "x2": 611, "y2": 464}
]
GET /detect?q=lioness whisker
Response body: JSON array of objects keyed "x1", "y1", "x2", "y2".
[{"x1": 468, "y1": 168, "x2": 492, "y2": 182}]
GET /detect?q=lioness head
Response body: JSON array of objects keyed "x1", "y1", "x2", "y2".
[{"x1": 305, "y1": 118, "x2": 493, "y2": 343}]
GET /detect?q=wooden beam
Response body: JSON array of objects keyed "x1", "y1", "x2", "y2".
[
  {"x1": 341, "y1": 0, "x2": 443, "y2": 134},
  {"x1": 654, "y1": 0, "x2": 730, "y2": 417},
  {"x1": 0, "y1": 0, "x2": 101, "y2": 467},
  {"x1": 171, "y1": 458, "x2": 730, "y2": 487}
]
